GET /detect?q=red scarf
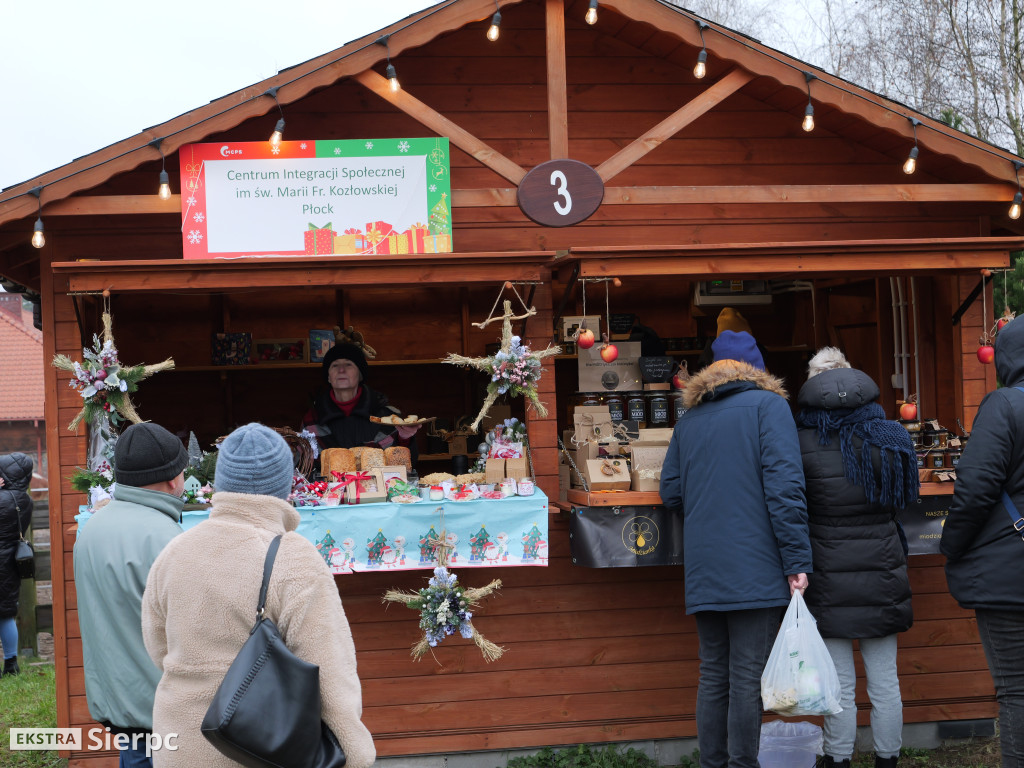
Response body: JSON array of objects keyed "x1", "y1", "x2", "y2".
[{"x1": 330, "y1": 386, "x2": 363, "y2": 417}]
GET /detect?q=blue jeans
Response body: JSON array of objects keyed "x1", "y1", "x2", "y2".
[
  {"x1": 0, "y1": 616, "x2": 17, "y2": 660},
  {"x1": 117, "y1": 738, "x2": 152, "y2": 768},
  {"x1": 976, "y1": 609, "x2": 1024, "y2": 768},
  {"x1": 694, "y1": 607, "x2": 783, "y2": 768}
]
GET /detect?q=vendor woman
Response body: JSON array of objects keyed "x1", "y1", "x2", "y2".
[{"x1": 302, "y1": 343, "x2": 421, "y2": 459}]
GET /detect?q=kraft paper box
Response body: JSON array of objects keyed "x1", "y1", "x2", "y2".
[
  {"x1": 573, "y1": 405, "x2": 612, "y2": 443},
  {"x1": 485, "y1": 459, "x2": 506, "y2": 485},
  {"x1": 342, "y1": 472, "x2": 386, "y2": 505},
  {"x1": 559, "y1": 465, "x2": 572, "y2": 501},
  {"x1": 573, "y1": 440, "x2": 628, "y2": 478},
  {"x1": 630, "y1": 440, "x2": 671, "y2": 492},
  {"x1": 505, "y1": 457, "x2": 529, "y2": 481},
  {"x1": 584, "y1": 458, "x2": 632, "y2": 491},
  {"x1": 638, "y1": 428, "x2": 675, "y2": 443},
  {"x1": 577, "y1": 342, "x2": 642, "y2": 393}
]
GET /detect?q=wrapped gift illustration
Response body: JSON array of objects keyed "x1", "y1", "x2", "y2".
[
  {"x1": 365, "y1": 222, "x2": 394, "y2": 255},
  {"x1": 334, "y1": 228, "x2": 366, "y2": 254},
  {"x1": 304, "y1": 222, "x2": 336, "y2": 255},
  {"x1": 408, "y1": 223, "x2": 429, "y2": 253}
]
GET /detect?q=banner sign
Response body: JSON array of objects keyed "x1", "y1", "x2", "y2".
[
  {"x1": 899, "y1": 493, "x2": 952, "y2": 555},
  {"x1": 78, "y1": 492, "x2": 547, "y2": 574},
  {"x1": 569, "y1": 505, "x2": 683, "y2": 568},
  {"x1": 178, "y1": 138, "x2": 452, "y2": 259}
]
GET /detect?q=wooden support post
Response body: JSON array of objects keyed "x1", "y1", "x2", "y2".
[{"x1": 545, "y1": 0, "x2": 569, "y2": 160}]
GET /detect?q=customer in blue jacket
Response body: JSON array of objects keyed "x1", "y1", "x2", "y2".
[
  {"x1": 660, "y1": 330, "x2": 811, "y2": 768},
  {"x1": 942, "y1": 316, "x2": 1024, "y2": 768}
]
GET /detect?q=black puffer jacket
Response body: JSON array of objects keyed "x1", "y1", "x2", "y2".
[
  {"x1": 798, "y1": 369, "x2": 913, "y2": 638},
  {"x1": 0, "y1": 453, "x2": 34, "y2": 618},
  {"x1": 942, "y1": 318, "x2": 1024, "y2": 609},
  {"x1": 312, "y1": 385, "x2": 418, "y2": 462}
]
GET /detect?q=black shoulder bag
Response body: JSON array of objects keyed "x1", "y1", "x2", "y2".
[
  {"x1": 10, "y1": 492, "x2": 34, "y2": 580},
  {"x1": 201, "y1": 535, "x2": 346, "y2": 768}
]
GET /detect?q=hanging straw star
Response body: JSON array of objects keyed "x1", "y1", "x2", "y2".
[
  {"x1": 444, "y1": 284, "x2": 560, "y2": 431},
  {"x1": 383, "y1": 508, "x2": 505, "y2": 662},
  {"x1": 52, "y1": 308, "x2": 175, "y2": 431}
]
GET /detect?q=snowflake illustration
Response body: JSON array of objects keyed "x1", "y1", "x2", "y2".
[
  {"x1": 187, "y1": 230, "x2": 203, "y2": 245},
  {"x1": 334, "y1": 147, "x2": 342, "y2": 155},
  {"x1": 365, "y1": 141, "x2": 374, "y2": 150},
  {"x1": 270, "y1": 146, "x2": 281, "y2": 155},
  {"x1": 398, "y1": 140, "x2": 410, "y2": 153},
  {"x1": 300, "y1": 142, "x2": 307, "y2": 150},
  {"x1": 192, "y1": 212, "x2": 205, "y2": 223},
  {"x1": 186, "y1": 196, "x2": 197, "y2": 207},
  {"x1": 429, "y1": 184, "x2": 437, "y2": 192}
]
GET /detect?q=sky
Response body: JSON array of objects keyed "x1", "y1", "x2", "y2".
[{"x1": 0, "y1": 0, "x2": 820, "y2": 192}]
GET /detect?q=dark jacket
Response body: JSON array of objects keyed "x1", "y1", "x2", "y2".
[
  {"x1": 942, "y1": 318, "x2": 1024, "y2": 609},
  {"x1": 660, "y1": 360, "x2": 811, "y2": 614},
  {"x1": 797, "y1": 369, "x2": 913, "y2": 638},
  {"x1": 0, "y1": 453, "x2": 34, "y2": 618},
  {"x1": 312, "y1": 385, "x2": 418, "y2": 462}
]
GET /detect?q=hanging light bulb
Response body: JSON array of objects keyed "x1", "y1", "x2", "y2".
[
  {"x1": 29, "y1": 187, "x2": 44, "y2": 249},
  {"x1": 902, "y1": 146, "x2": 919, "y2": 175},
  {"x1": 263, "y1": 87, "x2": 286, "y2": 147},
  {"x1": 158, "y1": 169, "x2": 172, "y2": 200},
  {"x1": 386, "y1": 63, "x2": 400, "y2": 92},
  {"x1": 693, "y1": 21, "x2": 709, "y2": 80},
  {"x1": 1010, "y1": 161, "x2": 1024, "y2": 220},
  {"x1": 801, "y1": 72, "x2": 816, "y2": 132},
  {"x1": 487, "y1": 10, "x2": 501, "y2": 41},
  {"x1": 586, "y1": 0, "x2": 598, "y2": 25}
]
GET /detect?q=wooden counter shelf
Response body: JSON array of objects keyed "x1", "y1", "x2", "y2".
[{"x1": 566, "y1": 483, "x2": 953, "y2": 507}]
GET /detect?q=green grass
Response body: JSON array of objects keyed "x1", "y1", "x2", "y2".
[{"x1": 0, "y1": 661, "x2": 66, "y2": 768}]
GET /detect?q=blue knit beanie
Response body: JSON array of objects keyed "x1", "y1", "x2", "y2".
[
  {"x1": 712, "y1": 330, "x2": 765, "y2": 370},
  {"x1": 214, "y1": 423, "x2": 294, "y2": 500}
]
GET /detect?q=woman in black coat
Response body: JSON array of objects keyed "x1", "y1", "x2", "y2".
[
  {"x1": 0, "y1": 452, "x2": 33, "y2": 677},
  {"x1": 796, "y1": 350, "x2": 918, "y2": 768},
  {"x1": 941, "y1": 317, "x2": 1024, "y2": 768}
]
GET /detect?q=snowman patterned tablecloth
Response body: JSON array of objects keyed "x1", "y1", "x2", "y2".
[{"x1": 77, "y1": 491, "x2": 549, "y2": 574}]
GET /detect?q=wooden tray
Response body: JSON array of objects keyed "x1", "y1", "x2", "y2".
[{"x1": 369, "y1": 415, "x2": 436, "y2": 426}]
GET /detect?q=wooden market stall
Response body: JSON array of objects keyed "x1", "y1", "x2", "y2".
[{"x1": 0, "y1": 0, "x2": 1023, "y2": 764}]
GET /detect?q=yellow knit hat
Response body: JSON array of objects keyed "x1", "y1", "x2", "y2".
[{"x1": 716, "y1": 307, "x2": 752, "y2": 336}]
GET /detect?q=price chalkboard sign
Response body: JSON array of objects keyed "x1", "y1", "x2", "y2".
[
  {"x1": 609, "y1": 313, "x2": 636, "y2": 334},
  {"x1": 639, "y1": 356, "x2": 675, "y2": 383}
]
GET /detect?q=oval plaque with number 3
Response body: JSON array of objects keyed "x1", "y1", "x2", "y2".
[{"x1": 517, "y1": 159, "x2": 605, "y2": 227}]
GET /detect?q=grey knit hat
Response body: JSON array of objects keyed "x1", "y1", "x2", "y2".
[
  {"x1": 214, "y1": 423, "x2": 294, "y2": 500},
  {"x1": 114, "y1": 422, "x2": 189, "y2": 487}
]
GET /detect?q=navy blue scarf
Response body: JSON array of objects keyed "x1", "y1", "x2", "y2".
[{"x1": 795, "y1": 402, "x2": 919, "y2": 510}]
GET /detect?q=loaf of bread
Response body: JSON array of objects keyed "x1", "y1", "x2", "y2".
[
  {"x1": 349, "y1": 446, "x2": 366, "y2": 468},
  {"x1": 384, "y1": 446, "x2": 412, "y2": 470},
  {"x1": 360, "y1": 447, "x2": 386, "y2": 470},
  {"x1": 320, "y1": 448, "x2": 357, "y2": 478}
]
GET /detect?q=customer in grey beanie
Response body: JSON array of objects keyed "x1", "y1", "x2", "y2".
[{"x1": 143, "y1": 422, "x2": 376, "y2": 767}]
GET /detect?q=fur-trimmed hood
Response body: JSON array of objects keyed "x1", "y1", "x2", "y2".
[{"x1": 684, "y1": 359, "x2": 788, "y2": 410}]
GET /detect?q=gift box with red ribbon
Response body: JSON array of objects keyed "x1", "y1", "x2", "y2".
[
  {"x1": 340, "y1": 471, "x2": 387, "y2": 504},
  {"x1": 304, "y1": 222, "x2": 337, "y2": 255}
]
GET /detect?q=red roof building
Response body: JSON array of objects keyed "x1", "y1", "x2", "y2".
[{"x1": 0, "y1": 295, "x2": 46, "y2": 475}]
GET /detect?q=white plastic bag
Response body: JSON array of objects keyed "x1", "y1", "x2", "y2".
[{"x1": 760, "y1": 591, "x2": 842, "y2": 716}]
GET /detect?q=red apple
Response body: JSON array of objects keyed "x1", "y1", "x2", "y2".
[
  {"x1": 577, "y1": 328, "x2": 596, "y2": 349},
  {"x1": 673, "y1": 373, "x2": 686, "y2": 390},
  {"x1": 600, "y1": 343, "x2": 619, "y2": 363},
  {"x1": 899, "y1": 402, "x2": 918, "y2": 421},
  {"x1": 977, "y1": 345, "x2": 995, "y2": 364},
  {"x1": 998, "y1": 317, "x2": 1012, "y2": 331}
]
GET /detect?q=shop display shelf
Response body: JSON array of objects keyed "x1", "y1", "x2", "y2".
[{"x1": 565, "y1": 489, "x2": 664, "y2": 507}]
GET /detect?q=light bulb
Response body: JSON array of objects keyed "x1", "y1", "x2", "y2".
[
  {"x1": 586, "y1": 0, "x2": 598, "y2": 24},
  {"x1": 694, "y1": 50, "x2": 707, "y2": 80},
  {"x1": 903, "y1": 146, "x2": 918, "y2": 175},
  {"x1": 31, "y1": 218, "x2": 45, "y2": 249},
  {"x1": 158, "y1": 169, "x2": 172, "y2": 200},
  {"x1": 386, "y1": 63, "x2": 400, "y2": 92},
  {"x1": 802, "y1": 103, "x2": 815, "y2": 132},
  {"x1": 269, "y1": 117, "x2": 285, "y2": 148},
  {"x1": 487, "y1": 11, "x2": 501, "y2": 41},
  {"x1": 1011, "y1": 191, "x2": 1023, "y2": 220}
]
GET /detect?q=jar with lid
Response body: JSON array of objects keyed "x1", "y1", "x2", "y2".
[
  {"x1": 605, "y1": 393, "x2": 625, "y2": 423},
  {"x1": 645, "y1": 384, "x2": 671, "y2": 428},
  {"x1": 672, "y1": 389, "x2": 688, "y2": 423},
  {"x1": 580, "y1": 392, "x2": 601, "y2": 408},
  {"x1": 626, "y1": 391, "x2": 647, "y2": 428}
]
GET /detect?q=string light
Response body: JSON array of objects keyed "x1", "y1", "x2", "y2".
[
  {"x1": 29, "y1": 187, "x2": 44, "y2": 249},
  {"x1": 376, "y1": 35, "x2": 401, "y2": 92},
  {"x1": 802, "y1": 72, "x2": 816, "y2": 132},
  {"x1": 694, "y1": 21, "x2": 709, "y2": 79},
  {"x1": 1010, "y1": 161, "x2": 1023, "y2": 220},
  {"x1": 264, "y1": 87, "x2": 286, "y2": 148},
  {"x1": 149, "y1": 138, "x2": 172, "y2": 199},
  {"x1": 585, "y1": 0, "x2": 598, "y2": 25},
  {"x1": 487, "y1": 1, "x2": 501, "y2": 41},
  {"x1": 903, "y1": 118, "x2": 920, "y2": 175}
]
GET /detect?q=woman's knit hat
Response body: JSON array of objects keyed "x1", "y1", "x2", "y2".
[
  {"x1": 712, "y1": 330, "x2": 765, "y2": 370},
  {"x1": 214, "y1": 423, "x2": 294, "y2": 500},
  {"x1": 322, "y1": 342, "x2": 369, "y2": 383},
  {"x1": 114, "y1": 422, "x2": 188, "y2": 487},
  {"x1": 716, "y1": 307, "x2": 752, "y2": 336}
]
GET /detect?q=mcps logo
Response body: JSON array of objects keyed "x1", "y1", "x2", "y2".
[
  {"x1": 220, "y1": 145, "x2": 244, "y2": 157},
  {"x1": 10, "y1": 728, "x2": 178, "y2": 755}
]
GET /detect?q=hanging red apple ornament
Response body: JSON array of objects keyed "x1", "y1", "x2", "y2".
[
  {"x1": 998, "y1": 310, "x2": 1015, "y2": 331},
  {"x1": 977, "y1": 344, "x2": 995, "y2": 365},
  {"x1": 899, "y1": 400, "x2": 918, "y2": 421},
  {"x1": 576, "y1": 327, "x2": 596, "y2": 349},
  {"x1": 600, "y1": 343, "x2": 619, "y2": 363}
]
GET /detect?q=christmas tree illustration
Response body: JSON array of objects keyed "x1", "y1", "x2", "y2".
[
  {"x1": 469, "y1": 525, "x2": 492, "y2": 561},
  {"x1": 522, "y1": 523, "x2": 543, "y2": 561},
  {"x1": 366, "y1": 529, "x2": 389, "y2": 567},
  {"x1": 418, "y1": 525, "x2": 438, "y2": 563},
  {"x1": 316, "y1": 530, "x2": 336, "y2": 567},
  {"x1": 429, "y1": 192, "x2": 449, "y2": 234}
]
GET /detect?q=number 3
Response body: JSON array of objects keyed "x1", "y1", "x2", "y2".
[{"x1": 550, "y1": 170, "x2": 573, "y2": 216}]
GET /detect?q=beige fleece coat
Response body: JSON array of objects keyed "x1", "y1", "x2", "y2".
[{"x1": 142, "y1": 492, "x2": 375, "y2": 768}]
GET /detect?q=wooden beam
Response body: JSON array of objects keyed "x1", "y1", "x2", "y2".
[
  {"x1": 596, "y1": 67, "x2": 755, "y2": 183},
  {"x1": 546, "y1": 0, "x2": 569, "y2": 160},
  {"x1": 353, "y1": 69, "x2": 528, "y2": 185}
]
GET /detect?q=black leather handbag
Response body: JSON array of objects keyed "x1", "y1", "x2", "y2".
[
  {"x1": 201, "y1": 535, "x2": 346, "y2": 768},
  {"x1": 15, "y1": 536, "x2": 34, "y2": 580}
]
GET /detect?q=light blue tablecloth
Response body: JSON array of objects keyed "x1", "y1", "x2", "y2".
[{"x1": 77, "y1": 491, "x2": 549, "y2": 574}]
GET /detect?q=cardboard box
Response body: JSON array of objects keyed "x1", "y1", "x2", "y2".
[
  {"x1": 559, "y1": 465, "x2": 571, "y2": 501},
  {"x1": 578, "y1": 342, "x2": 642, "y2": 393},
  {"x1": 448, "y1": 436, "x2": 468, "y2": 456},
  {"x1": 630, "y1": 439, "x2": 671, "y2": 492},
  {"x1": 573, "y1": 405, "x2": 613, "y2": 444},
  {"x1": 485, "y1": 458, "x2": 506, "y2": 484},
  {"x1": 505, "y1": 457, "x2": 530, "y2": 481},
  {"x1": 342, "y1": 472, "x2": 387, "y2": 505},
  {"x1": 584, "y1": 458, "x2": 632, "y2": 491},
  {"x1": 638, "y1": 428, "x2": 675, "y2": 443}
]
